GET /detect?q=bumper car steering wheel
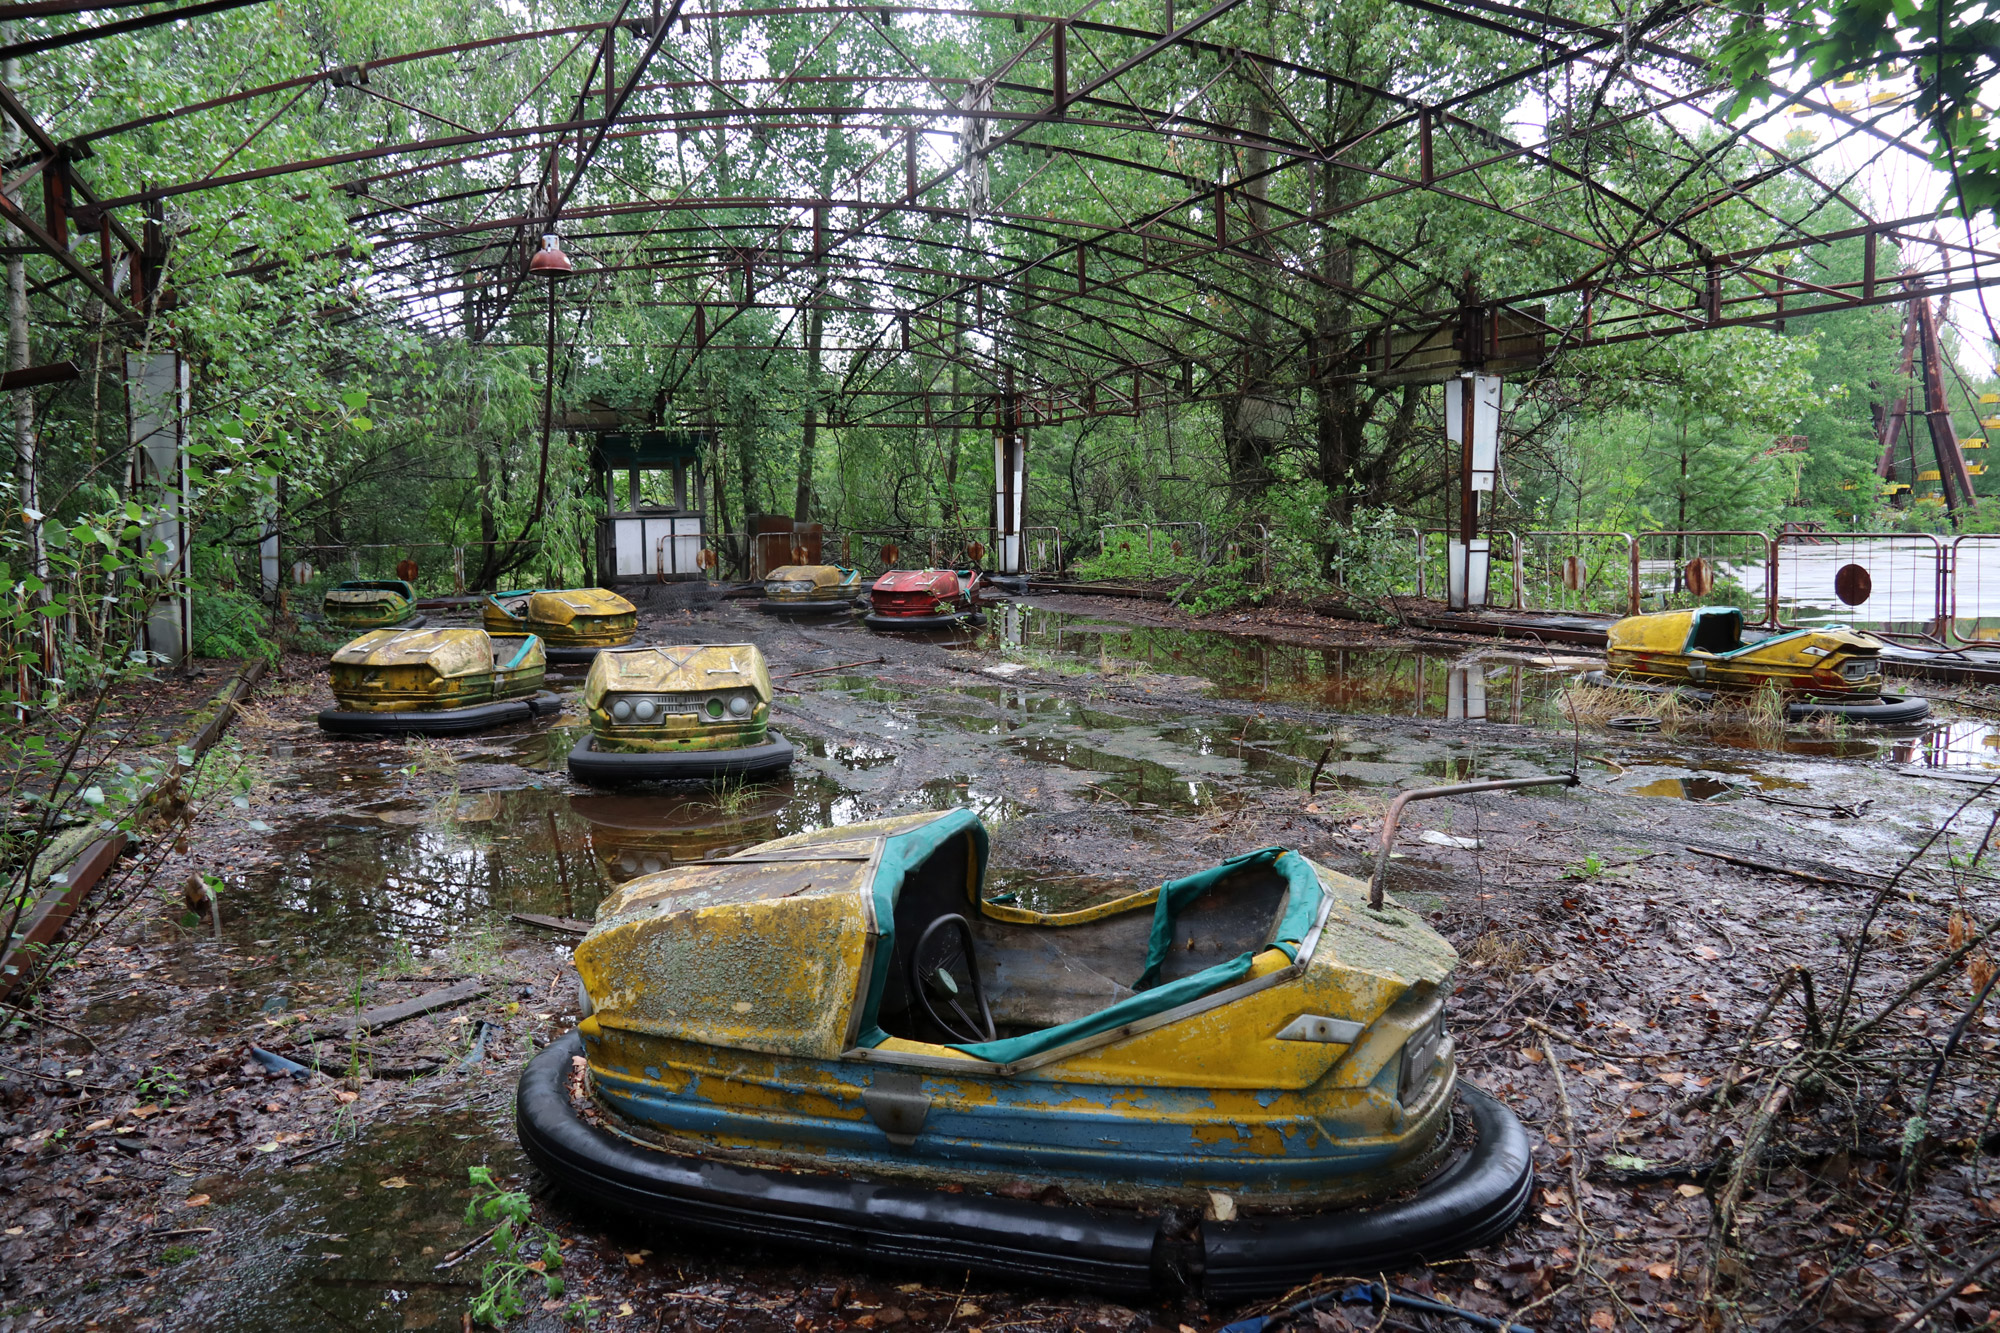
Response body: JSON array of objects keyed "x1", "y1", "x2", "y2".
[{"x1": 910, "y1": 914, "x2": 996, "y2": 1044}]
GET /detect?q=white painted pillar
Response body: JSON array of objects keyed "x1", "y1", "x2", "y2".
[
  {"x1": 1445, "y1": 372, "x2": 1501, "y2": 610},
  {"x1": 257, "y1": 475, "x2": 280, "y2": 599},
  {"x1": 993, "y1": 410, "x2": 1026, "y2": 576},
  {"x1": 126, "y1": 351, "x2": 190, "y2": 668}
]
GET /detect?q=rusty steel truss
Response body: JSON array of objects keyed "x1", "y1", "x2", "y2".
[{"x1": 3, "y1": 0, "x2": 1994, "y2": 429}]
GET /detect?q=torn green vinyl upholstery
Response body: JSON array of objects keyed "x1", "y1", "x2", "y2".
[
  {"x1": 854, "y1": 808, "x2": 992, "y2": 1050},
  {"x1": 852, "y1": 836, "x2": 1320, "y2": 1064}
]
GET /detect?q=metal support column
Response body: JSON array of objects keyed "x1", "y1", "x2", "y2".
[
  {"x1": 994, "y1": 392, "x2": 1027, "y2": 582},
  {"x1": 1445, "y1": 370, "x2": 1500, "y2": 609}
]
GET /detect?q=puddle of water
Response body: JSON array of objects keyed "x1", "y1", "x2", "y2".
[
  {"x1": 1631, "y1": 776, "x2": 1740, "y2": 801},
  {"x1": 987, "y1": 604, "x2": 1964, "y2": 764},
  {"x1": 161, "y1": 1102, "x2": 515, "y2": 1332},
  {"x1": 1893, "y1": 718, "x2": 2000, "y2": 772}
]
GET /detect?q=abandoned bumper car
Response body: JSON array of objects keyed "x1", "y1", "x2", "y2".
[
  {"x1": 517, "y1": 809, "x2": 1532, "y2": 1299},
  {"x1": 1583, "y1": 606, "x2": 1930, "y2": 723},
  {"x1": 320, "y1": 578, "x2": 420, "y2": 631},
  {"x1": 566, "y1": 644, "x2": 794, "y2": 786},
  {"x1": 317, "y1": 627, "x2": 561, "y2": 735},
  {"x1": 483, "y1": 586, "x2": 639, "y2": 664},
  {"x1": 865, "y1": 568, "x2": 986, "y2": 631},
  {"x1": 758, "y1": 564, "x2": 862, "y2": 616}
]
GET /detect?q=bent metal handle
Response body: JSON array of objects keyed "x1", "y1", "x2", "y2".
[{"x1": 1368, "y1": 775, "x2": 1580, "y2": 909}]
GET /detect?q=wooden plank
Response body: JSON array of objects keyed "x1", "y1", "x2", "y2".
[
  {"x1": 508, "y1": 912, "x2": 590, "y2": 937},
  {"x1": 0, "y1": 833, "x2": 128, "y2": 1000},
  {"x1": 0, "y1": 659, "x2": 267, "y2": 999},
  {"x1": 187, "y1": 658, "x2": 269, "y2": 753},
  {"x1": 308, "y1": 977, "x2": 488, "y2": 1039},
  {"x1": 1025, "y1": 580, "x2": 1175, "y2": 602}
]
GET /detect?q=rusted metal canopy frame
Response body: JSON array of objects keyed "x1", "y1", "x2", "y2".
[
  {"x1": 7, "y1": 0, "x2": 1993, "y2": 420},
  {"x1": 0, "y1": 0, "x2": 272, "y2": 61}
]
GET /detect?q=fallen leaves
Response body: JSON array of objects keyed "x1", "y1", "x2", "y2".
[
  {"x1": 379, "y1": 1176, "x2": 411, "y2": 1189},
  {"x1": 184, "y1": 1194, "x2": 210, "y2": 1208}
]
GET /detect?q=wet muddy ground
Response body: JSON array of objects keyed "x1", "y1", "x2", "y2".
[{"x1": 6, "y1": 588, "x2": 2000, "y2": 1331}]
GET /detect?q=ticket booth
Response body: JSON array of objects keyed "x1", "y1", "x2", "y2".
[{"x1": 591, "y1": 429, "x2": 711, "y2": 584}]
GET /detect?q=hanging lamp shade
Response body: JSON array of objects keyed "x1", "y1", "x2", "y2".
[{"x1": 529, "y1": 233, "x2": 573, "y2": 276}]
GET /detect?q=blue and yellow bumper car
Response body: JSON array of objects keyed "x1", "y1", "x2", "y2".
[{"x1": 516, "y1": 809, "x2": 1531, "y2": 1298}]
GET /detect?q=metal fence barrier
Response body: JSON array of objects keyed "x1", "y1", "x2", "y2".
[
  {"x1": 281, "y1": 542, "x2": 479, "y2": 597},
  {"x1": 1414, "y1": 527, "x2": 1973, "y2": 643},
  {"x1": 825, "y1": 525, "x2": 1066, "y2": 577},
  {"x1": 1632, "y1": 530, "x2": 1774, "y2": 619},
  {"x1": 1513, "y1": 531, "x2": 1635, "y2": 615},
  {"x1": 1774, "y1": 531, "x2": 1946, "y2": 641},
  {"x1": 1096, "y1": 521, "x2": 1208, "y2": 565},
  {"x1": 1951, "y1": 535, "x2": 2000, "y2": 643}
]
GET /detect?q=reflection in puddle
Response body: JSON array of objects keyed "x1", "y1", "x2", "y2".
[
  {"x1": 1632, "y1": 776, "x2": 1741, "y2": 801},
  {"x1": 572, "y1": 787, "x2": 801, "y2": 882},
  {"x1": 1894, "y1": 719, "x2": 2000, "y2": 771},
  {"x1": 986, "y1": 604, "x2": 1963, "y2": 763}
]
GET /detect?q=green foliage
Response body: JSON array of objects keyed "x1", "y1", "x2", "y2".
[
  {"x1": 0, "y1": 0, "x2": 1961, "y2": 668},
  {"x1": 136, "y1": 1066, "x2": 188, "y2": 1105},
  {"x1": 1073, "y1": 529, "x2": 1206, "y2": 582},
  {"x1": 463, "y1": 1166, "x2": 564, "y2": 1327},
  {"x1": 1326, "y1": 507, "x2": 1419, "y2": 601},
  {"x1": 190, "y1": 587, "x2": 271, "y2": 663},
  {"x1": 1718, "y1": 0, "x2": 2000, "y2": 219}
]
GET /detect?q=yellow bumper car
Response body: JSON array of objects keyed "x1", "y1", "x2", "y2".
[
  {"x1": 567, "y1": 643, "x2": 794, "y2": 785},
  {"x1": 758, "y1": 564, "x2": 862, "y2": 616},
  {"x1": 1585, "y1": 606, "x2": 1928, "y2": 723},
  {"x1": 482, "y1": 587, "x2": 638, "y2": 665},
  {"x1": 516, "y1": 809, "x2": 1531, "y2": 1299},
  {"x1": 317, "y1": 627, "x2": 560, "y2": 735},
  {"x1": 320, "y1": 578, "x2": 419, "y2": 631}
]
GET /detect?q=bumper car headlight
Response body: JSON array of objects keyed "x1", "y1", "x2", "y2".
[
  {"x1": 607, "y1": 695, "x2": 671, "y2": 723},
  {"x1": 1399, "y1": 1008, "x2": 1446, "y2": 1104},
  {"x1": 728, "y1": 695, "x2": 752, "y2": 717},
  {"x1": 1838, "y1": 658, "x2": 1878, "y2": 682}
]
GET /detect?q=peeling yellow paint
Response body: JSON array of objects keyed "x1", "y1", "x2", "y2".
[{"x1": 484, "y1": 587, "x2": 637, "y2": 646}]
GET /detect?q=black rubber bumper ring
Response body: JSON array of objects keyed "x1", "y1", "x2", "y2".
[
  {"x1": 517, "y1": 1032, "x2": 1533, "y2": 1299},
  {"x1": 518, "y1": 1032, "x2": 1161, "y2": 1295},
  {"x1": 1580, "y1": 670, "x2": 1929, "y2": 724},
  {"x1": 1784, "y1": 692, "x2": 1930, "y2": 723},
  {"x1": 1198, "y1": 1083, "x2": 1534, "y2": 1302},
  {"x1": 544, "y1": 643, "x2": 629, "y2": 666},
  {"x1": 863, "y1": 612, "x2": 986, "y2": 631},
  {"x1": 566, "y1": 732, "x2": 795, "y2": 786},
  {"x1": 317, "y1": 693, "x2": 549, "y2": 736}
]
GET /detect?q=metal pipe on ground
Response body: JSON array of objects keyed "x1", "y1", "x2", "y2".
[{"x1": 1369, "y1": 774, "x2": 1580, "y2": 909}]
